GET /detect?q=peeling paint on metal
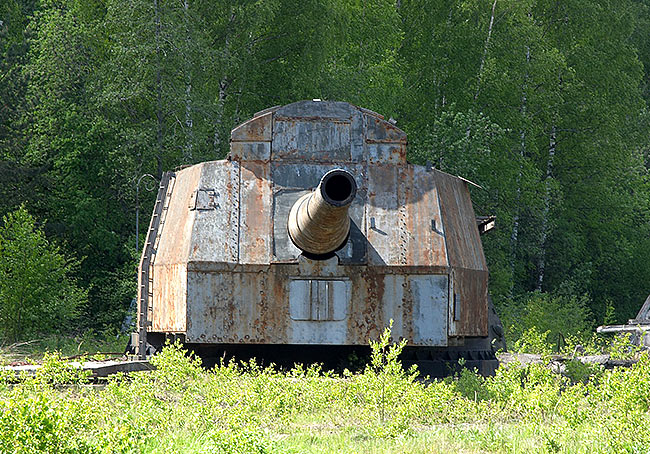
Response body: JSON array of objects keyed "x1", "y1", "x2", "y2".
[
  {"x1": 231, "y1": 112, "x2": 272, "y2": 142},
  {"x1": 365, "y1": 114, "x2": 407, "y2": 144},
  {"x1": 272, "y1": 119, "x2": 351, "y2": 161},
  {"x1": 239, "y1": 162, "x2": 271, "y2": 264}
]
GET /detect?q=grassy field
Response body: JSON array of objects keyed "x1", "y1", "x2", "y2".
[{"x1": 1, "y1": 330, "x2": 650, "y2": 454}]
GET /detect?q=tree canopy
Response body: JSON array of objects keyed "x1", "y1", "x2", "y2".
[{"x1": 1, "y1": 0, "x2": 649, "y2": 334}]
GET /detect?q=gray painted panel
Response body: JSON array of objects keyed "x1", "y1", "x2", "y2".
[
  {"x1": 366, "y1": 165, "x2": 399, "y2": 265},
  {"x1": 380, "y1": 274, "x2": 405, "y2": 339},
  {"x1": 366, "y1": 143, "x2": 405, "y2": 164},
  {"x1": 289, "y1": 320, "x2": 348, "y2": 344},
  {"x1": 273, "y1": 120, "x2": 351, "y2": 161},
  {"x1": 289, "y1": 280, "x2": 310, "y2": 320},
  {"x1": 230, "y1": 142, "x2": 271, "y2": 161},
  {"x1": 239, "y1": 162, "x2": 272, "y2": 264},
  {"x1": 289, "y1": 279, "x2": 349, "y2": 321},
  {"x1": 410, "y1": 275, "x2": 448, "y2": 346},
  {"x1": 275, "y1": 100, "x2": 352, "y2": 119},
  {"x1": 350, "y1": 110, "x2": 365, "y2": 161},
  {"x1": 273, "y1": 189, "x2": 306, "y2": 261},
  {"x1": 189, "y1": 161, "x2": 238, "y2": 263},
  {"x1": 186, "y1": 272, "x2": 236, "y2": 342}
]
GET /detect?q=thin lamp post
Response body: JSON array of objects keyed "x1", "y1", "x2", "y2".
[{"x1": 136, "y1": 174, "x2": 158, "y2": 253}]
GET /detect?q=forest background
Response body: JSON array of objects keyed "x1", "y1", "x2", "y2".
[{"x1": 1, "y1": 0, "x2": 649, "y2": 345}]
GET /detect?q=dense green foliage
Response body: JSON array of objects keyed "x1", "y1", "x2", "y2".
[
  {"x1": 3, "y1": 337, "x2": 650, "y2": 453},
  {"x1": 1, "y1": 0, "x2": 650, "y2": 337},
  {"x1": 0, "y1": 207, "x2": 85, "y2": 341}
]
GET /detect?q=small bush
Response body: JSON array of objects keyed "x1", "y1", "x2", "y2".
[
  {"x1": 0, "y1": 207, "x2": 87, "y2": 343},
  {"x1": 204, "y1": 428, "x2": 276, "y2": 454},
  {"x1": 454, "y1": 367, "x2": 490, "y2": 401},
  {"x1": 149, "y1": 339, "x2": 203, "y2": 391},
  {"x1": 563, "y1": 359, "x2": 601, "y2": 384},
  {"x1": 502, "y1": 291, "x2": 593, "y2": 353},
  {"x1": 0, "y1": 387, "x2": 94, "y2": 454},
  {"x1": 35, "y1": 351, "x2": 91, "y2": 385}
]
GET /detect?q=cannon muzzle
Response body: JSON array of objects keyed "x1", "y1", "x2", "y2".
[{"x1": 288, "y1": 169, "x2": 357, "y2": 255}]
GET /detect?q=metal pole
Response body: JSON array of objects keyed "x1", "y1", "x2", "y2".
[{"x1": 136, "y1": 174, "x2": 157, "y2": 254}]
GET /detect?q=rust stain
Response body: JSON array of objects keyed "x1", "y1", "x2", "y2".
[
  {"x1": 365, "y1": 115, "x2": 407, "y2": 144},
  {"x1": 350, "y1": 270, "x2": 383, "y2": 343},
  {"x1": 240, "y1": 162, "x2": 271, "y2": 264},
  {"x1": 401, "y1": 277, "x2": 414, "y2": 342},
  {"x1": 231, "y1": 112, "x2": 272, "y2": 142},
  {"x1": 453, "y1": 268, "x2": 488, "y2": 336}
]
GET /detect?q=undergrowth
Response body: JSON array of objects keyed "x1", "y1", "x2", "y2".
[{"x1": 1, "y1": 328, "x2": 650, "y2": 453}]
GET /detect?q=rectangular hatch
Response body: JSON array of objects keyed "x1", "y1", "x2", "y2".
[{"x1": 289, "y1": 279, "x2": 349, "y2": 321}]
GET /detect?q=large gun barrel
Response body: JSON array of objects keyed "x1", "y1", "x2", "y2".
[{"x1": 288, "y1": 169, "x2": 357, "y2": 255}]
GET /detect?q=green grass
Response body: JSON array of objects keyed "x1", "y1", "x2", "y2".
[{"x1": 2, "y1": 328, "x2": 650, "y2": 453}]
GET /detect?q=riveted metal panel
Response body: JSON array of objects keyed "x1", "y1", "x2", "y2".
[
  {"x1": 187, "y1": 271, "x2": 241, "y2": 343},
  {"x1": 186, "y1": 269, "x2": 289, "y2": 344},
  {"x1": 150, "y1": 165, "x2": 199, "y2": 333},
  {"x1": 231, "y1": 111, "x2": 272, "y2": 142},
  {"x1": 187, "y1": 161, "x2": 239, "y2": 263},
  {"x1": 272, "y1": 119, "x2": 351, "y2": 161},
  {"x1": 448, "y1": 268, "x2": 488, "y2": 337},
  {"x1": 366, "y1": 165, "x2": 399, "y2": 265},
  {"x1": 366, "y1": 143, "x2": 406, "y2": 164},
  {"x1": 407, "y1": 165, "x2": 448, "y2": 267},
  {"x1": 435, "y1": 169, "x2": 487, "y2": 271},
  {"x1": 230, "y1": 142, "x2": 271, "y2": 161},
  {"x1": 379, "y1": 274, "x2": 407, "y2": 341},
  {"x1": 183, "y1": 262, "x2": 451, "y2": 346},
  {"x1": 410, "y1": 275, "x2": 448, "y2": 345},
  {"x1": 239, "y1": 162, "x2": 272, "y2": 264},
  {"x1": 397, "y1": 166, "x2": 410, "y2": 266}
]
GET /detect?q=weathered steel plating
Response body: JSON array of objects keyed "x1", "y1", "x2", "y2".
[{"x1": 288, "y1": 169, "x2": 357, "y2": 255}]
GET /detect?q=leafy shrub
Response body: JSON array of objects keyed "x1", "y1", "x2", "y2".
[
  {"x1": 511, "y1": 326, "x2": 555, "y2": 355},
  {"x1": 0, "y1": 207, "x2": 87, "y2": 342},
  {"x1": 502, "y1": 291, "x2": 593, "y2": 353},
  {"x1": 454, "y1": 367, "x2": 490, "y2": 402},
  {"x1": 353, "y1": 321, "x2": 420, "y2": 438},
  {"x1": 149, "y1": 339, "x2": 203, "y2": 392},
  {"x1": 0, "y1": 387, "x2": 93, "y2": 454},
  {"x1": 204, "y1": 428, "x2": 276, "y2": 454},
  {"x1": 563, "y1": 359, "x2": 601, "y2": 384},
  {"x1": 35, "y1": 351, "x2": 91, "y2": 385}
]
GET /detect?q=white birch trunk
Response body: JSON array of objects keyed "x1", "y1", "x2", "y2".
[
  {"x1": 474, "y1": 0, "x2": 498, "y2": 102},
  {"x1": 536, "y1": 124, "x2": 556, "y2": 291},
  {"x1": 213, "y1": 12, "x2": 233, "y2": 156},
  {"x1": 510, "y1": 44, "x2": 530, "y2": 296}
]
